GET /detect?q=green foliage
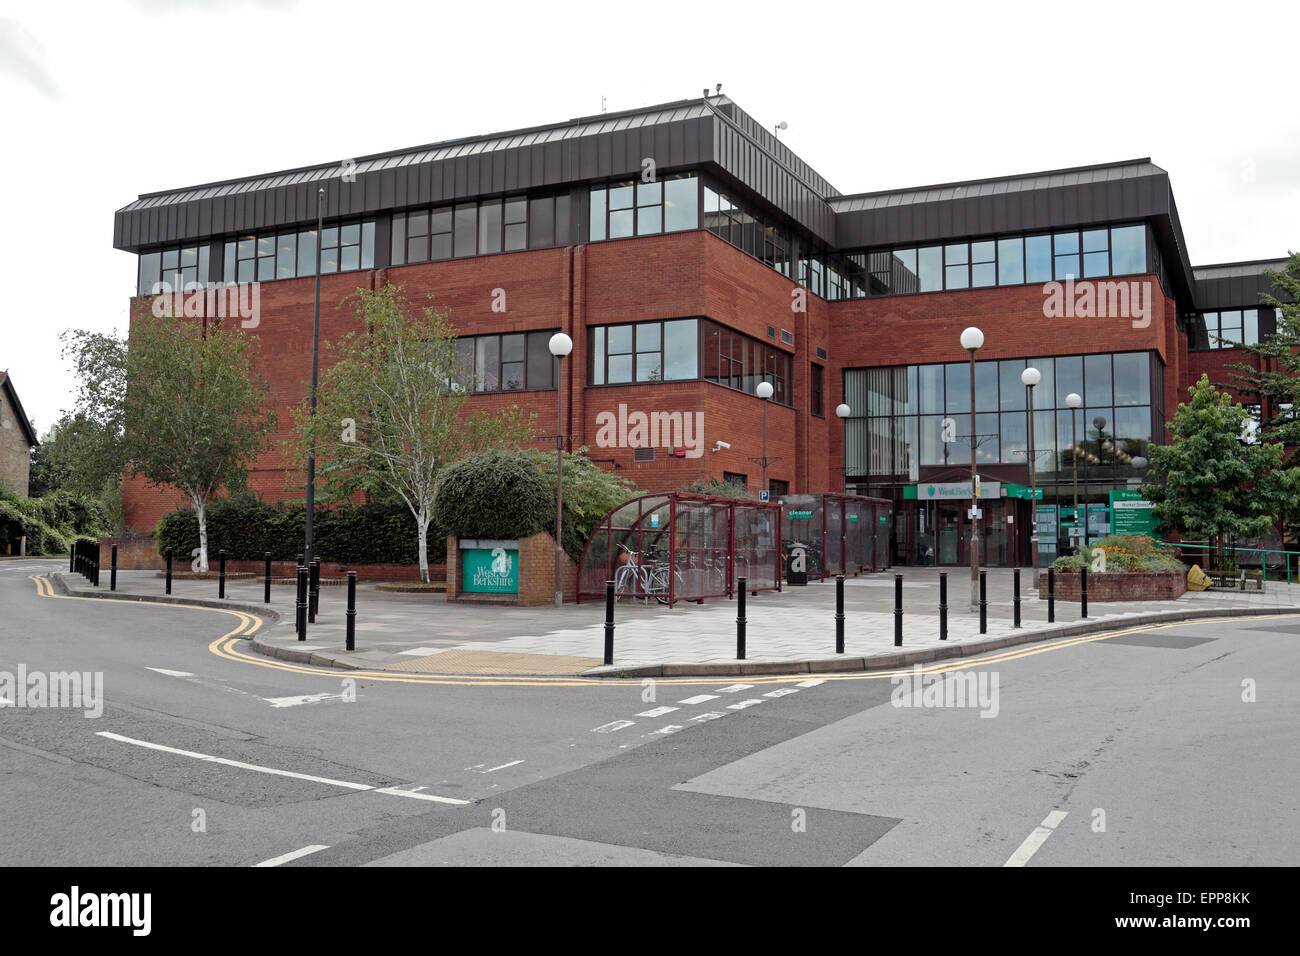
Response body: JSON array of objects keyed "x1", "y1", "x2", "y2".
[
  {"x1": 1052, "y1": 534, "x2": 1187, "y2": 574},
  {"x1": 0, "y1": 486, "x2": 104, "y2": 556},
  {"x1": 1052, "y1": 553, "x2": 1087, "y2": 573},
  {"x1": 433, "y1": 449, "x2": 551, "y2": 541},
  {"x1": 681, "y1": 476, "x2": 756, "y2": 500},
  {"x1": 154, "y1": 498, "x2": 446, "y2": 565},
  {"x1": 522, "y1": 447, "x2": 639, "y2": 563},
  {"x1": 1227, "y1": 253, "x2": 1300, "y2": 461},
  {"x1": 1142, "y1": 375, "x2": 1300, "y2": 547}
]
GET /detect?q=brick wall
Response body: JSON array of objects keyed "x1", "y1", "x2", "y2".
[
  {"x1": 1038, "y1": 570, "x2": 1186, "y2": 601},
  {"x1": 0, "y1": 385, "x2": 32, "y2": 497}
]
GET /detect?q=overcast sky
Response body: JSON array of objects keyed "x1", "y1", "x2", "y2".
[{"x1": 2, "y1": 0, "x2": 1296, "y2": 436}]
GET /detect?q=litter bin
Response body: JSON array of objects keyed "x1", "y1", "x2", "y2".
[{"x1": 786, "y1": 541, "x2": 809, "y2": 586}]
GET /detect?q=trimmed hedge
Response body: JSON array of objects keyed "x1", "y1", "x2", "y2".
[
  {"x1": 0, "y1": 488, "x2": 103, "y2": 556},
  {"x1": 154, "y1": 499, "x2": 446, "y2": 565},
  {"x1": 433, "y1": 450, "x2": 551, "y2": 541}
]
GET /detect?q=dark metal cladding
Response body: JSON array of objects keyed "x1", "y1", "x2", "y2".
[{"x1": 1193, "y1": 260, "x2": 1293, "y2": 310}]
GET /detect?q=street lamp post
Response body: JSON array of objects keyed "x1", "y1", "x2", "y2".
[
  {"x1": 549, "y1": 332, "x2": 573, "y2": 607},
  {"x1": 836, "y1": 402, "x2": 851, "y2": 493},
  {"x1": 305, "y1": 186, "x2": 325, "y2": 567},
  {"x1": 960, "y1": 327, "x2": 984, "y2": 606},
  {"x1": 1090, "y1": 415, "x2": 1107, "y2": 550},
  {"x1": 1021, "y1": 367, "x2": 1041, "y2": 580},
  {"x1": 756, "y1": 380, "x2": 774, "y2": 495},
  {"x1": 1066, "y1": 392, "x2": 1082, "y2": 553}
]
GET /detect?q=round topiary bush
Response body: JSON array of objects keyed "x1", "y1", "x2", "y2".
[{"x1": 433, "y1": 449, "x2": 552, "y2": 541}]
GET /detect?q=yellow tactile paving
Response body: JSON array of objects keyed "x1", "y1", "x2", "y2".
[{"x1": 389, "y1": 649, "x2": 603, "y2": 675}]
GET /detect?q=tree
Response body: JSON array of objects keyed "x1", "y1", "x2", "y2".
[
  {"x1": 1141, "y1": 375, "x2": 1300, "y2": 566},
  {"x1": 1227, "y1": 252, "x2": 1300, "y2": 460},
  {"x1": 295, "y1": 284, "x2": 536, "y2": 582},
  {"x1": 121, "y1": 312, "x2": 275, "y2": 570},
  {"x1": 52, "y1": 330, "x2": 131, "y2": 526},
  {"x1": 522, "y1": 446, "x2": 639, "y2": 561}
]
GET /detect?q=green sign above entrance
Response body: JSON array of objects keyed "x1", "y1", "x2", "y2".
[
  {"x1": 1109, "y1": 489, "x2": 1156, "y2": 535},
  {"x1": 461, "y1": 544, "x2": 519, "y2": 594}
]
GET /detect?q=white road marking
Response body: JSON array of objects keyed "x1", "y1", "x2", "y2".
[
  {"x1": 678, "y1": 694, "x2": 719, "y2": 705},
  {"x1": 146, "y1": 668, "x2": 196, "y2": 678},
  {"x1": 397, "y1": 646, "x2": 446, "y2": 656},
  {"x1": 763, "y1": 688, "x2": 799, "y2": 698},
  {"x1": 636, "y1": 706, "x2": 679, "y2": 717},
  {"x1": 715, "y1": 684, "x2": 754, "y2": 693},
  {"x1": 1004, "y1": 810, "x2": 1070, "y2": 867},
  {"x1": 796, "y1": 679, "x2": 826, "y2": 688},
  {"x1": 650, "y1": 725, "x2": 683, "y2": 735},
  {"x1": 263, "y1": 693, "x2": 348, "y2": 708},
  {"x1": 253, "y1": 844, "x2": 330, "y2": 867},
  {"x1": 96, "y1": 732, "x2": 469, "y2": 805},
  {"x1": 374, "y1": 786, "x2": 470, "y2": 805},
  {"x1": 688, "y1": 711, "x2": 726, "y2": 723},
  {"x1": 592, "y1": 720, "x2": 636, "y2": 733},
  {"x1": 480, "y1": 760, "x2": 524, "y2": 773},
  {"x1": 726, "y1": 699, "x2": 764, "y2": 710}
]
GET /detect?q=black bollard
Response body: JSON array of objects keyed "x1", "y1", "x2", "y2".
[
  {"x1": 345, "y1": 571, "x2": 357, "y2": 652},
  {"x1": 979, "y1": 570, "x2": 987, "y2": 634},
  {"x1": 165, "y1": 547, "x2": 173, "y2": 595},
  {"x1": 894, "y1": 573, "x2": 903, "y2": 647},
  {"x1": 308, "y1": 560, "x2": 320, "y2": 623},
  {"x1": 603, "y1": 580, "x2": 615, "y2": 666},
  {"x1": 69, "y1": 546, "x2": 75, "y2": 573},
  {"x1": 939, "y1": 571, "x2": 948, "y2": 641},
  {"x1": 264, "y1": 552, "x2": 272, "y2": 604},
  {"x1": 1013, "y1": 568, "x2": 1021, "y2": 628},
  {"x1": 835, "y1": 574, "x2": 845, "y2": 654},
  {"x1": 93, "y1": 545, "x2": 100, "y2": 587},
  {"x1": 110, "y1": 544, "x2": 118, "y2": 592},
  {"x1": 1081, "y1": 566, "x2": 1088, "y2": 619},
  {"x1": 736, "y1": 576, "x2": 747, "y2": 660},
  {"x1": 1048, "y1": 567, "x2": 1055, "y2": 623},
  {"x1": 218, "y1": 549, "x2": 227, "y2": 599},
  {"x1": 296, "y1": 566, "x2": 308, "y2": 641}
]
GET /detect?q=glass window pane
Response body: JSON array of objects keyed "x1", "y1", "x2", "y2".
[
  {"x1": 1054, "y1": 232, "x2": 1079, "y2": 255},
  {"x1": 408, "y1": 235, "x2": 428, "y2": 262},
  {"x1": 974, "y1": 360, "x2": 998, "y2": 411},
  {"x1": 609, "y1": 185, "x2": 634, "y2": 210},
  {"x1": 637, "y1": 181, "x2": 662, "y2": 205},
  {"x1": 1113, "y1": 352, "x2": 1149, "y2": 406},
  {"x1": 945, "y1": 361, "x2": 970, "y2": 414},
  {"x1": 529, "y1": 196, "x2": 555, "y2": 248},
  {"x1": 504, "y1": 197, "x2": 527, "y2": 223},
  {"x1": 1082, "y1": 229, "x2": 1108, "y2": 253},
  {"x1": 1113, "y1": 405, "x2": 1152, "y2": 444},
  {"x1": 430, "y1": 208, "x2": 452, "y2": 235},
  {"x1": 607, "y1": 325, "x2": 632, "y2": 354},
  {"x1": 320, "y1": 246, "x2": 338, "y2": 274},
  {"x1": 609, "y1": 209, "x2": 633, "y2": 239},
  {"x1": 1056, "y1": 355, "x2": 1083, "y2": 406},
  {"x1": 918, "y1": 246, "x2": 942, "y2": 292},
  {"x1": 526, "y1": 332, "x2": 554, "y2": 389},
  {"x1": 454, "y1": 204, "x2": 477, "y2": 257},
  {"x1": 591, "y1": 327, "x2": 605, "y2": 385},
  {"x1": 997, "y1": 237, "x2": 1024, "y2": 285},
  {"x1": 1110, "y1": 225, "x2": 1146, "y2": 274},
  {"x1": 1054, "y1": 252, "x2": 1080, "y2": 280},
  {"x1": 198, "y1": 245, "x2": 209, "y2": 283},
  {"x1": 637, "y1": 205, "x2": 662, "y2": 235},
  {"x1": 478, "y1": 201, "x2": 502, "y2": 255},
  {"x1": 663, "y1": 319, "x2": 698, "y2": 380},
  {"x1": 257, "y1": 236, "x2": 276, "y2": 259},
  {"x1": 430, "y1": 234, "x2": 451, "y2": 260},
  {"x1": 339, "y1": 244, "x2": 359, "y2": 271},
  {"x1": 1244, "y1": 310, "x2": 1259, "y2": 345},
  {"x1": 999, "y1": 358, "x2": 1028, "y2": 410},
  {"x1": 501, "y1": 362, "x2": 525, "y2": 390},
  {"x1": 608, "y1": 354, "x2": 632, "y2": 383},
  {"x1": 636, "y1": 323, "x2": 660, "y2": 351},
  {"x1": 501, "y1": 333, "x2": 525, "y2": 363},
  {"x1": 1029, "y1": 358, "x2": 1054, "y2": 407},
  {"x1": 664, "y1": 177, "x2": 698, "y2": 232},
  {"x1": 972, "y1": 262, "x2": 996, "y2": 288},
  {"x1": 637, "y1": 352, "x2": 663, "y2": 381},
  {"x1": 589, "y1": 189, "x2": 606, "y2": 241},
  {"x1": 162, "y1": 248, "x2": 179, "y2": 270},
  {"x1": 238, "y1": 259, "x2": 255, "y2": 283},
  {"x1": 1084, "y1": 354, "x2": 1112, "y2": 405},
  {"x1": 237, "y1": 238, "x2": 254, "y2": 259},
  {"x1": 277, "y1": 233, "x2": 297, "y2": 279},
  {"x1": 321, "y1": 227, "x2": 338, "y2": 249},
  {"x1": 407, "y1": 212, "x2": 428, "y2": 238},
  {"x1": 340, "y1": 223, "x2": 360, "y2": 246},
  {"x1": 476, "y1": 337, "x2": 499, "y2": 391},
  {"x1": 258, "y1": 255, "x2": 275, "y2": 281},
  {"x1": 222, "y1": 243, "x2": 234, "y2": 284},
  {"x1": 1083, "y1": 251, "x2": 1109, "y2": 277},
  {"x1": 920, "y1": 415, "x2": 947, "y2": 466},
  {"x1": 1025, "y1": 235, "x2": 1052, "y2": 283},
  {"x1": 919, "y1": 364, "x2": 944, "y2": 414},
  {"x1": 390, "y1": 215, "x2": 405, "y2": 266},
  {"x1": 504, "y1": 222, "x2": 527, "y2": 251},
  {"x1": 139, "y1": 252, "x2": 161, "y2": 295},
  {"x1": 1001, "y1": 412, "x2": 1027, "y2": 465}
]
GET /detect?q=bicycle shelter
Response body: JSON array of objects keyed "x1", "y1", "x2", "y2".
[
  {"x1": 779, "y1": 493, "x2": 892, "y2": 580},
  {"x1": 577, "y1": 493, "x2": 783, "y2": 607}
]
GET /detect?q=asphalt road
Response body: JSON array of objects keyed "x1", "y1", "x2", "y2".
[{"x1": 1, "y1": 557, "x2": 1296, "y2": 867}]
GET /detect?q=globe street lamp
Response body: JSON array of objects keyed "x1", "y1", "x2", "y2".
[
  {"x1": 960, "y1": 326, "x2": 983, "y2": 606},
  {"x1": 756, "y1": 380, "x2": 774, "y2": 495},
  {"x1": 836, "y1": 402, "x2": 851, "y2": 493},
  {"x1": 1066, "y1": 392, "x2": 1082, "y2": 552},
  {"x1": 549, "y1": 332, "x2": 573, "y2": 606},
  {"x1": 1089, "y1": 415, "x2": 1108, "y2": 549},
  {"x1": 1021, "y1": 366, "x2": 1041, "y2": 579}
]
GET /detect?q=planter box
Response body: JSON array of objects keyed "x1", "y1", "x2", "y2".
[{"x1": 1038, "y1": 570, "x2": 1186, "y2": 602}]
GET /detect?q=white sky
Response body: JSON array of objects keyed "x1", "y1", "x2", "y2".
[{"x1": 1, "y1": 0, "x2": 1296, "y2": 435}]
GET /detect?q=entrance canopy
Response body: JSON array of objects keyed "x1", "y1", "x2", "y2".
[
  {"x1": 578, "y1": 493, "x2": 782, "y2": 607},
  {"x1": 779, "y1": 493, "x2": 892, "y2": 580}
]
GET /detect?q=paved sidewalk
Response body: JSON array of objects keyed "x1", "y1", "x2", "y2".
[{"x1": 46, "y1": 566, "x2": 1300, "y2": 677}]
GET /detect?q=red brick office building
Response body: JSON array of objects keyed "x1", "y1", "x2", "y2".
[{"x1": 113, "y1": 96, "x2": 1291, "y2": 567}]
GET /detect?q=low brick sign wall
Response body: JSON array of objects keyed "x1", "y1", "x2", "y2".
[
  {"x1": 1038, "y1": 570, "x2": 1186, "y2": 602},
  {"x1": 446, "y1": 532, "x2": 577, "y2": 606}
]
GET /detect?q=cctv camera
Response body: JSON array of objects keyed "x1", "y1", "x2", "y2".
[{"x1": 712, "y1": 441, "x2": 731, "y2": 451}]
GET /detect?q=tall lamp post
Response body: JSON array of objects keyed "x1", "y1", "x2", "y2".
[
  {"x1": 549, "y1": 332, "x2": 573, "y2": 606},
  {"x1": 835, "y1": 402, "x2": 851, "y2": 493},
  {"x1": 959, "y1": 327, "x2": 983, "y2": 606},
  {"x1": 1021, "y1": 366, "x2": 1041, "y2": 580},
  {"x1": 1090, "y1": 415, "x2": 1108, "y2": 549},
  {"x1": 756, "y1": 380, "x2": 775, "y2": 494},
  {"x1": 1066, "y1": 392, "x2": 1082, "y2": 552},
  {"x1": 305, "y1": 185, "x2": 325, "y2": 566}
]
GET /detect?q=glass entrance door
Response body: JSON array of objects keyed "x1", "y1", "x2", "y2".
[{"x1": 937, "y1": 503, "x2": 962, "y2": 565}]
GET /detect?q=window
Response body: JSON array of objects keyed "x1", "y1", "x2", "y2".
[
  {"x1": 216, "y1": 221, "x2": 374, "y2": 285},
  {"x1": 1053, "y1": 231, "x2": 1080, "y2": 279},
  {"x1": 996, "y1": 237, "x2": 1023, "y2": 286},
  {"x1": 454, "y1": 204, "x2": 477, "y2": 257},
  {"x1": 723, "y1": 472, "x2": 748, "y2": 489},
  {"x1": 768, "y1": 479, "x2": 789, "y2": 498},
  {"x1": 1082, "y1": 229, "x2": 1109, "y2": 277},
  {"x1": 1110, "y1": 224, "x2": 1146, "y2": 274},
  {"x1": 944, "y1": 243, "x2": 969, "y2": 290},
  {"x1": 458, "y1": 330, "x2": 558, "y2": 392},
  {"x1": 1196, "y1": 310, "x2": 1262, "y2": 350},
  {"x1": 478, "y1": 200, "x2": 503, "y2": 255},
  {"x1": 703, "y1": 320, "x2": 793, "y2": 406},
  {"x1": 589, "y1": 319, "x2": 699, "y2": 386},
  {"x1": 971, "y1": 241, "x2": 996, "y2": 288},
  {"x1": 1025, "y1": 235, "x2": 1052, "y2": 283},
  {"x1": 918, "y1": 246, "x2": 942, "y2": 292},
  {"x1": 811, "y1": 363, "x2": 825, "y2": 417},
  {"x1": 138, "y1": 244, "x2": 210, "y2": 294}
]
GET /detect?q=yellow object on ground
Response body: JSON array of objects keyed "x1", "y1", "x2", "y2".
[{"x1": 1187, "y1": 564, "x2": 1213, "y2": 591}]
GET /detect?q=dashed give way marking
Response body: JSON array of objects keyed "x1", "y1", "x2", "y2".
[
  {"x1": 678, "y1": 694, "x2": 718, "y2": 705},
  {"x1": 96, "y1": 732, "x2": 469, "y2": 805},
  {"x1": 1004, "y1": 810, "x2": 1069, "y2": 867},
  {"x1": 254, "y1": 845, "x2": 330, "y2": 867}
]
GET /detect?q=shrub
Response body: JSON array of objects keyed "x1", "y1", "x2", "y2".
[
  {"x1": 522, "y1": 448, "x2": 639, "y2": 563},
  {"x1": 681, "y1": 476, "x2": 755, "y2": 500},
  {"x1": 433, "y1": 449, "x2": 552, "y2": 541},
  {"x1": 154, "y1": 498, "x2": 445, "y2": 565},
  {"x1": 0, "y1": 487, "x2": 102, "y2": 556}
]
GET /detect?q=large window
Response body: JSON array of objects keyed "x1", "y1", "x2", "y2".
[
  {"x1": 207, "y1": 221, "x2": 375, "y2": 288},
  {"x1": 591, "y1": 173, "x2": 698, "y2": 241},
  {"x1": 137, "y1": 244, "x2": 210, "y2": 295},
  {"x1": 452, "y1": 330, "x2": 558, "y2": 393},
  {"x1": 590, "y1": 319, "x2": 699, "y2": 385},
  {"x1": 1193, "y1": 309, "x2": 1270, "y2": 350},
  {"x1": 862, "y1": 223, "x2": 1149, "y2": 297},
  {"x1": 393, "y1": 196, "x2": 537, "y2": 266},
  {"x1": 843, "y1": 351, "x2": 1161, "y2": 480}
]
